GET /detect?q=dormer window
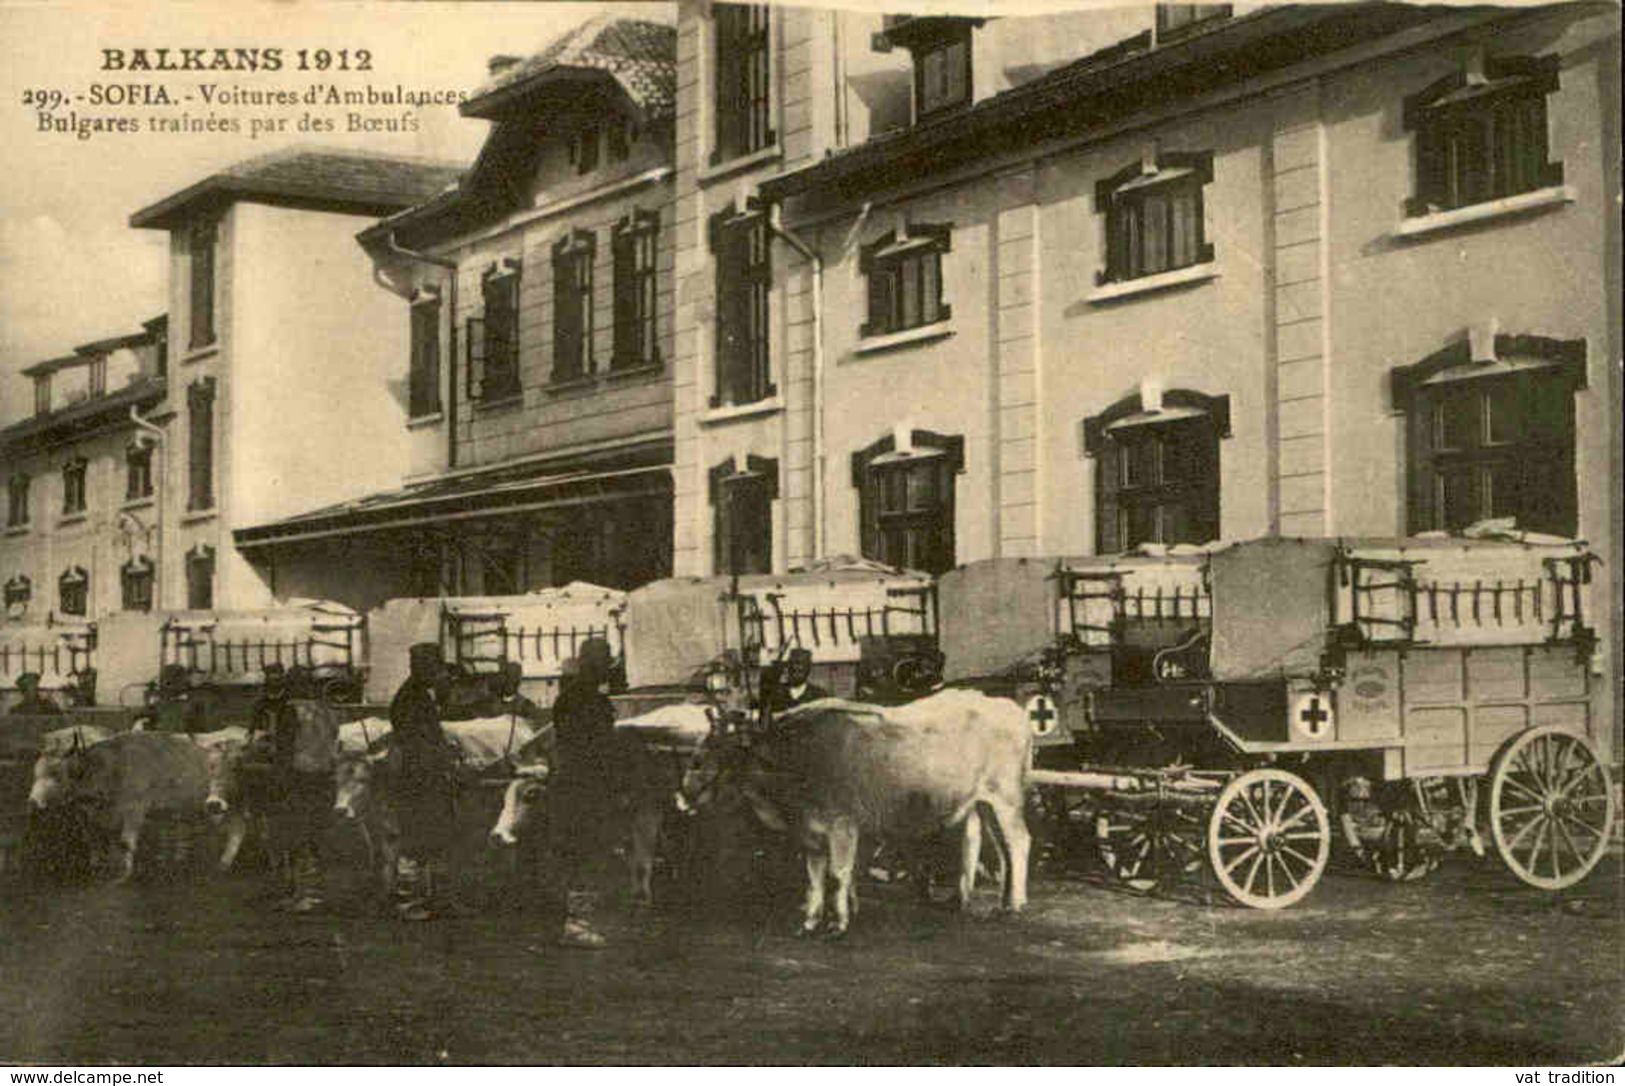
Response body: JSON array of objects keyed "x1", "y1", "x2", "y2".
[
  {"x1": 606, "y1": 117, "x2": 631, "y2": 163},
  {"x1": 571, "y1": 123, "x2": 600, "y2": 176},
  {"x1": 1156, "y1": 5, "x2": 1232, "y2": 43},
  {"x1": 33, "y1": 375, "x2": 50, "y2": 416},
  {"x1": 915, "y1": 25, "x2": 972, "y2": 118},
  {"x1": 1096, "y1": 150, "x2": 1214, "y2": 285},
  {"x1": 1404, "y1": 54, "x2": 1562, "y2": 216},
  {"x1": 88, "y1": 359, "x2": 107, "y2": 398}
]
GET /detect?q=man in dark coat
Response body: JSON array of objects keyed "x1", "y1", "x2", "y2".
[
  {"x1": 764, "y1": 648, "x2": 830, "y2": 715},
  {"x1": 252, "y1": 663, "x2": 331, "y2": 912},
  {"x1": 8, "y1": 673, "x2": 61, "y2": 716},
  {"x1": 389, "y1": 643, "x2": 458, "y2": 921},
  {"x1": 143, "y1": 664, "x2": 209, "y2": 733},
  {"x1": 535, "y1": 637, "x2": 618, "y2": 949}
]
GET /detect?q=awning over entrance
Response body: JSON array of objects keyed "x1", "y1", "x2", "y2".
[{"x1": 234, "y1": 453, "x2": 672, "y2": 551}]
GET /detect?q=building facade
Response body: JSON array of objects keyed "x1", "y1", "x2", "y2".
[
  {"x1": 667, "y1": 1, "x2": 1620, "y2": 725},
  {"x1": 126, "y1": 148, "x2": 463, "y2": 611},
  {"x1": 238, "y1": 15, "x2": 680, "y2": 601},
  {"x1": 1, "y1": 320, "x2": 168, "y2": 624}
]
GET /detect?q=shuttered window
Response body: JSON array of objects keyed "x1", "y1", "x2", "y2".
[
  {"x1": 122, "y1": 558, "x2": 154, "y2": 612},
  {"x1": 552, "y1": 231, "x2": 595, "y2": 382},
  {"x1": 1095, "y1": 417, "x2": 1220, "y2": 553},
  {"x1": 1155, "y1": 4, "x2": 1232, "y2": 42},
  {"x1": 475, "y1": 266, "x2": 521, "y2": 401},
  {"x1": 1405, "y1": 55, "x2": 1562, "y2": 216},
  {"x1": 914, "y1": 26, "x2": 972, "y2": 118},
  {"x1": 1097, "y1": 153, "x2": 1214, "y2": 285},
  {"x1": 188, "y1": 220, "x2": 217, "y2": 350},
  {"x1": 613, "y1": 210, "x2": 661, "y2": 370},
  {"x1": 409, "y1": 295, "x2": 442, "y2": 418},
  {"x1": 852, "y1": 431, "x2": 962, "y2": 575},
  {"x1": 711, "y1": 209, "x2": 773, "y2": 407},
  {"x1": 861, "y1": 225, "x2": 952, "y2": 338},
  {"x1": 713, "y1": 4, "x2": 773, "y2": 164},
  {"x1": 711, "y1": 457, "x2": 777, "y2": 576},
  {"x1": 187, "y1": 378, "x2": 215, "y2": 511}
]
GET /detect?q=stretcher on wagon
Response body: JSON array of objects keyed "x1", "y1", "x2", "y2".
[{"x1": 937, "y1": 532, "x2": 1615, "y2": 909}]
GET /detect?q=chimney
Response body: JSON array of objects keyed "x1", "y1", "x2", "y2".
[{"x1": 487, "y1": 54, "x2": 522, "y2": 77}]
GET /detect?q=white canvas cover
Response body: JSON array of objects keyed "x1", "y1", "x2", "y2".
[
  {"x1": 1207, "y1": 538, "x2": 1336, "y2": 681},
  {"x1": 441, "y1": 582, "x2": 627, "y2": 679},
  {"x1": 733, "y1": 565, "x2": 934, "y2": 665},
  {"x1": 623, "y1": 578, "x2": 735, "y2": 689},
  {"x1": 161, "y1": 600, "x2": 362, "y2": 683},
  {"x1": 0, "y1": 617, "x2": 96, "y2": 691}
]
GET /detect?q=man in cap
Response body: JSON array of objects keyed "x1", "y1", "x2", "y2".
[
  {"x1": 495, "y1": 659, "x2": 552, "y2": 761},
  {"x1": 252, "y1": 663, "x2": 331, "y2": 912},
  {"x1": 143, "y1": 664, "x2": 209, "y2": 733},
  {"x1": 764, "y1": 648, "x2": 830, "y2": 715},
  {"x1": 534, "y1": 637, "x2": 619, "y2": 949},
  {"x1": 389, "y1": 643, "x2": 459, "y2": 921},
  {"x1": 8, "y1": 672, "x2": 61, "y2": 716}
]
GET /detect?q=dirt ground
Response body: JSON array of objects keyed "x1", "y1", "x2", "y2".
[{"x1": 0, "y1": 817, "x2": 1620, "y2": 1066}]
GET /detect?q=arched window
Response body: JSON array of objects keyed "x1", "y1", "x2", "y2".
[
  {"x1": 122, "y1": 557, "x2": 155, "y2": 612},
  {"x1": 4, "y1": 575, "x2": 30, "y2": 609},
  {"x1": 1084, "y1": 389, "x2": 1229, "y2": 553},
  {"x1": 58, "y1": 566, "x2": 88, "y2": 617},
  {"x1": 186, "y1": 544, "x2": 215, "y2": 611},
  {"x1": 851, "y1": 429, "x2": 963, "y2": 574}
]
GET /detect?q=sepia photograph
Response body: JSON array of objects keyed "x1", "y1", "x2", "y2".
[{"x1": 0, "y1": 0, "x2": 1619, "y2": 1067}]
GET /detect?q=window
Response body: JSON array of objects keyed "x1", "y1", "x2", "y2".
[
  {"x1": 61, "y1": 458, "x2": 87, "y2": 516},
  {"x1": 711, "y1": 208, "x2": 773, "y2": 407},
  {"x1": 852, "y1": 431, "x2": 962, "y2": 575},
  {"x1": 88, "y1": 359, "x2": 107, "y2": 398},
  {"x1": 552, "y1": 230, "x2": 595, "y2": 382},
  {"x1": 187, "y1": 378, "x2": 215, "y2": 511},
  {"x1": 861, "y1": 224, "x2": 952, "y2": 337},
  {"x1": 710, "y1": 456, "x2": 777, "y2": 576},
  {"x1": 470, "y1": 264, "x2": 521, "y2": 402},
  {"x1": 58, "y1": 567, "x2": 88, "y2": 617},
  {"x1": 1156, "y1": 4, "x2": 1232, "y2": 42},
  {"x1": 186, "y1": 546, "x2": 215, "y2": 611},
  {"x1": 122, "y1": 558, "x2": 154, "y2": 612},
  {"x1": 409, "y1": 293, "x2": 442, "y2": 418},
  {"x1": 713, "y1": 4, "x2": 773, "y2": 163},
  {"x1": 914, "y1": 26, "x2": 972, "y2": 117},
  {"x1": 4, "y1": 575, "x2": 30, "y2": 608},
  {"x1": 126, "y1": 444, "x2": 154, "y2": 502},
  {"x1": 1393, "y1": 335, "x2": 1582, "y2": 537},
  {"x1": 606, "y1": 117, "x2": 631, "y2": 163},
  {"x1": 1097, "y1": 151, "x2": 1214, "y2": 285},
  {"x1": 7, "y1": 475, "x2": 30, "y2": 528},
  {"x1": 189, "y1": 219, "x2": 217, "y2": 350},
  {"x1": 613, "y1": 210, "x2": 661, "y2": 369},
  {"x1": 33, "y1": 376, "x2": 50, "y2": 417},
  {"x1": 1084, "y1": 390, "x2": 1228, "y2": 554},
  {"x1": 1404, "y1": 55, "x2": 1562, "y2": 216},
  {"x1": 571, "y1": 124, "x2": 600, "y2": 176}
]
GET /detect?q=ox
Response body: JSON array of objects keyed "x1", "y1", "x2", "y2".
[
  {"x1": 489, "y1": 702, "x2": 711, "y2": 907},
  {"x1": 331, "y1": 747, "x2": 400, "y2": 903},
  {"x1": 34, "y1": 730, "x2": 233, "y2": 881},
  {"x1": 677, "y1": 688, "x2": 1032, "y2": 936},
  {"x1": 204, "y1": 701, "x2": 337, "y2": 880}
]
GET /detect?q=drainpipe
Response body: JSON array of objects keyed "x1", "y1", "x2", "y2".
[
  {"x1": 766, "y1": 205, "x2": 826, "y2": 561},
  {"x1": 129, "y1": 405, "x2": 165, "y2": 609},
  {"x1": 386, "y1": 231, "x2": 460, "y2": 470}
]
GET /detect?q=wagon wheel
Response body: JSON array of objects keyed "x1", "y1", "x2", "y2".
[
  {"x1": 1096, "y1": 804, "x2": 1205, "y2": 891},
  {"x1": 1488, "y1": 727, "x2": 1616, "y2": 891},
  {"x1": 1207, "y1": 768, "x2": 1330, "y2": 909}
]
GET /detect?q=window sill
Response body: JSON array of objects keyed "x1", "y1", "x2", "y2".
[
  {"x1": 852, "y1": 321, "x2": 956, "y2": 357},
  {"x1": 183, "y1": 344, "x2": 219, "y2": 365},
  {"x1": 697, "y1": 143, "x2": 782, "y2": 186},
  {"x1": 543, "y1": 375, "x2": 596, "y2": 395},
  {"x1": 181, "y1": 508, "x2": 218, "y2": 526},
  {"x1": 122, "y1": 496, "x2": 155, "y2": 512},
  {"x1": 700, "y1": 397, "x2": 784, "y2": 426},
  {"x1": 473, "y1": 393, "x2": 523, "y2": 413},
  {"x1": 57, "y1": 513, "x2": 87, "y2": 527},
  {"x1": 406, "y1": 411, "x2": 444, "y2": 430},
  {"x1": 1087, "y1": 262, "x2": 1219, "y2": 304},
  {"x1": 1392, "y1": 185, "x2": 1575, "y2": 240},
  {"x1": 603, "y1": 361, "x2": 664, "y2": 383},
  {"x1": 3, "y1": 525, "x2": 29, "y2": 537}
]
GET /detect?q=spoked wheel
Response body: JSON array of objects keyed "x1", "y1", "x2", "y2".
[
  {"x1": 1207, "y1": 768, "x2": 1330, "y2": 909},
  {"x1": 1488, "y1": 727, "x2": 1616, "y2": 891},
  {"x1": 1096, "y1": 804, "x2": 1204, "y2": 891}
]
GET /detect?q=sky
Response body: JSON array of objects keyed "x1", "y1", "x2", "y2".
[{"x1": 0, "y1": 0, "x2": 666, "y2": 425}]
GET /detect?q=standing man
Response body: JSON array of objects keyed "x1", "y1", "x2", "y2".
[
  {"x1": 536, "y1": 637, "x2": 618, "y2": 949},
  {"x1": 143, "y1": 665, "x2": 209, "y2": 733},
  {"x1": 252, "y1": 663, "x2": 331, "y2": 913},
  {"x1": 389, "y1": 643, "x2": 458, "y2": 921},
  {"x1": 8, "y1": 673, "x2": 61, "y2": 716},
  {"x1": 496, "y1": 659, "x2": 552, "y2": 762}
]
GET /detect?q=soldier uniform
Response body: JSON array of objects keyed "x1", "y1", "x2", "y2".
[
  {"x1": 389, "y1": 643, "x2": 458, "y2": 921},
  {"x1": 8, "y1": 673, "x2": 61, "y2": 716},
  {"x1": 253, "y1": 663, "x2": 331, "y2": 913}
]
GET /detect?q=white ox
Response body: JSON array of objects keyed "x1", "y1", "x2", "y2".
[{"x1": 678, "y1": 688, "x2": 1032, "y2": 936}]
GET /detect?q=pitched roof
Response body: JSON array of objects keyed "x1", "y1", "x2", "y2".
[
  {"x1": 130, "y1": 146, "x2": 465, "y2": 230},
  {"x1": 461, "y1": 15, "x2": 676, "y2": 121},
  {"x1": 0, "y1": 378, "x2": 165, "y2": 452}
]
